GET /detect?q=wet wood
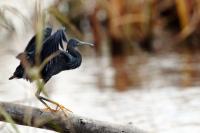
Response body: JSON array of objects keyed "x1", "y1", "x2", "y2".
[{"x1": 0, "y1": 102, "x2": 146, "y2": 133}]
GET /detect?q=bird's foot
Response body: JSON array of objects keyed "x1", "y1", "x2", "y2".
[
  {"x1": 55, "y1": 104, "x2": 72, "y2": 114},
  {"x1": 42, "y1": 103, "x2": 72, "y2": 116},
  {"x1": 56, "y1": 104, "x2": 72, "y2": 117},
  {"x1": 42, "y1": 107, "x2": 59, "y2": 113}
]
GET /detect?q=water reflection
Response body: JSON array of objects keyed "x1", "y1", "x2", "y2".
[
  {"x1": 111, "y1": 56, "x2": 141, "y2": 91},
  {"x1": 110, "y1": 54, "x2": 200, "y2": 90}
]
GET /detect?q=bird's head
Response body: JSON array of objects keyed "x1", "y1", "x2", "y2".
[{"x1": 67, "y1": 38, "x2": 94, "y2": 48}]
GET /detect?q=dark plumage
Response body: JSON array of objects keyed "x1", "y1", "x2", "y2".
[
  {"x1": 9, "y1": 27, "x2": 94, "y2": 111},
  {"x1": 9, "y1": 27, "x2": 53, "y2": 81},
  {"x1": 9, "y1": 27, "x2": 93, "y2": 82}
]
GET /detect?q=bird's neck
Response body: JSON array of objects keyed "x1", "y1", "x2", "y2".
[
  {"x1": 68, "y1": 46, "x2": 81, "y2": 58},
  {"x1": 68, "y1": 46, "x2": 82, "y2": 67}
]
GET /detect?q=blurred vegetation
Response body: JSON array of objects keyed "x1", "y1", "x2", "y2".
[
  {"x1": 47, "y1": 0, "x2": 200, "y2": 55},
  {"x1": 0, "y1": 107, "x2": 19, "y2": 133},
  {"x1": 1, "y1": 0, "x2": 200, "y2": 55}
]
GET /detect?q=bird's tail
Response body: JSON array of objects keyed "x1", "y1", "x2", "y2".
[
  {"x1": 9, "y1": 64, "x2": 25, "y2": 80},
  {"x1": 9, "y1": 75, "x2": 16, "y2": 80}
]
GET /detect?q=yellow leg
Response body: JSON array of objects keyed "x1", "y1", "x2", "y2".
[
  {"x1": 41, "y1": 97, "x2": 72, "y2": 113},
  {"x1": 35, "y1": 89, "x2": 72, "y2": 114}
]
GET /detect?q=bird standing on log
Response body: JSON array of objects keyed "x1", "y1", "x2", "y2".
[{"x1": 9, "y1": 27, "x2": 94, "y2": 112}]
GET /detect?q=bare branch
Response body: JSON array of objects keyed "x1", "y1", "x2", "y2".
[{"x1": 0, "y1": 102, "x2": 146, "y2": 133}]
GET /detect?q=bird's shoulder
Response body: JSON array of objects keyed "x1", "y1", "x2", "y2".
[
  {"x1": 40, "y1": 29, "x2": 67, "y2": 61},
  {"x1": 24, "y1": 27, "x2": 53, "y2": 55}
]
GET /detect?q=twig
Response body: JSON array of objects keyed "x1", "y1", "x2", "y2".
[{"x1": 0, "y1": 102, "x2": 146, "y2": 133}]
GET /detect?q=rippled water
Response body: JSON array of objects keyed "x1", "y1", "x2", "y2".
[{"x1": 0, "y1": 43, "x2": 200, "y2": 133}]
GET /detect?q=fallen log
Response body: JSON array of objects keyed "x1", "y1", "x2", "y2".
[{"x1": 0, "y1": 102, "x2": 146, "y2": 133}]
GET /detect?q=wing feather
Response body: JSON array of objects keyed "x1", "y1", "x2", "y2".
[
  {"x1": 25, "y1": 27, "x2": 52, "y2": 54},
  {"x1": 40, "y1": 29, "x2": 67, "y2": 62},
  {"x1": 40, "y1": 29, "x2": 70, "y2": 82},
  {"x1": 16, "y1": 27, "x2": 53, "y2": 65}
]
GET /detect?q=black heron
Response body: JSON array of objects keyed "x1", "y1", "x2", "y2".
[{"x1": 9, "y1": 27, "x2": 94, "y2": 112}]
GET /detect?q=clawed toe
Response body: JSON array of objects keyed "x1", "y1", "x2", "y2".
[
  {"x1": 42, "y1": 107, "x2": 58, "y2": 112},
  {"x1": 55, "y1": 104, "x2": 72, "y2": 113},
  {"x1": 42, "y1": 104, "x2": 72, "y2": 114}
]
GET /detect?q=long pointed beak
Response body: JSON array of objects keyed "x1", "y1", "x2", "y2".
[{"x1": 78, "y1": 41, "x2": 94, "y2": 47}]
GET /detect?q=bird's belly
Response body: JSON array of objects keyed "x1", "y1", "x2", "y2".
[{"x1": 41, "y1": 58, "x2": 69, "y2": 82}]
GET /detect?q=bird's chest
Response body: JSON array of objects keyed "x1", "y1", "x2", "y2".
[{"x1": 41, "y1": 53, "x2": 77, "y2": 81}]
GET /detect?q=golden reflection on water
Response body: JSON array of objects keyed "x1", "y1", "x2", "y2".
[
  {"x1": 107, "y1": 53, "x2": 200, "y2": 91},
  {"x1": 111, "y1": 56, "x2": 140, "y2": 91}
]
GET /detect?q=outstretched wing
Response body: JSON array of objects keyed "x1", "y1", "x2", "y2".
[
  {"x1": 10, "y1": 27, "x2": 53, "y2": 81},
  {"x1": 40, "y1": 29, "x2": 70, "y2": 82},
  {"x1": 22, "y1": 27, "x2": 52, "y2": 64},
  {"x1": 24, "y1": 27, "x2": 52, "y2": 54},
  {"x1": 40, "y1": 29, "x2": 68, "y2": 62}
]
